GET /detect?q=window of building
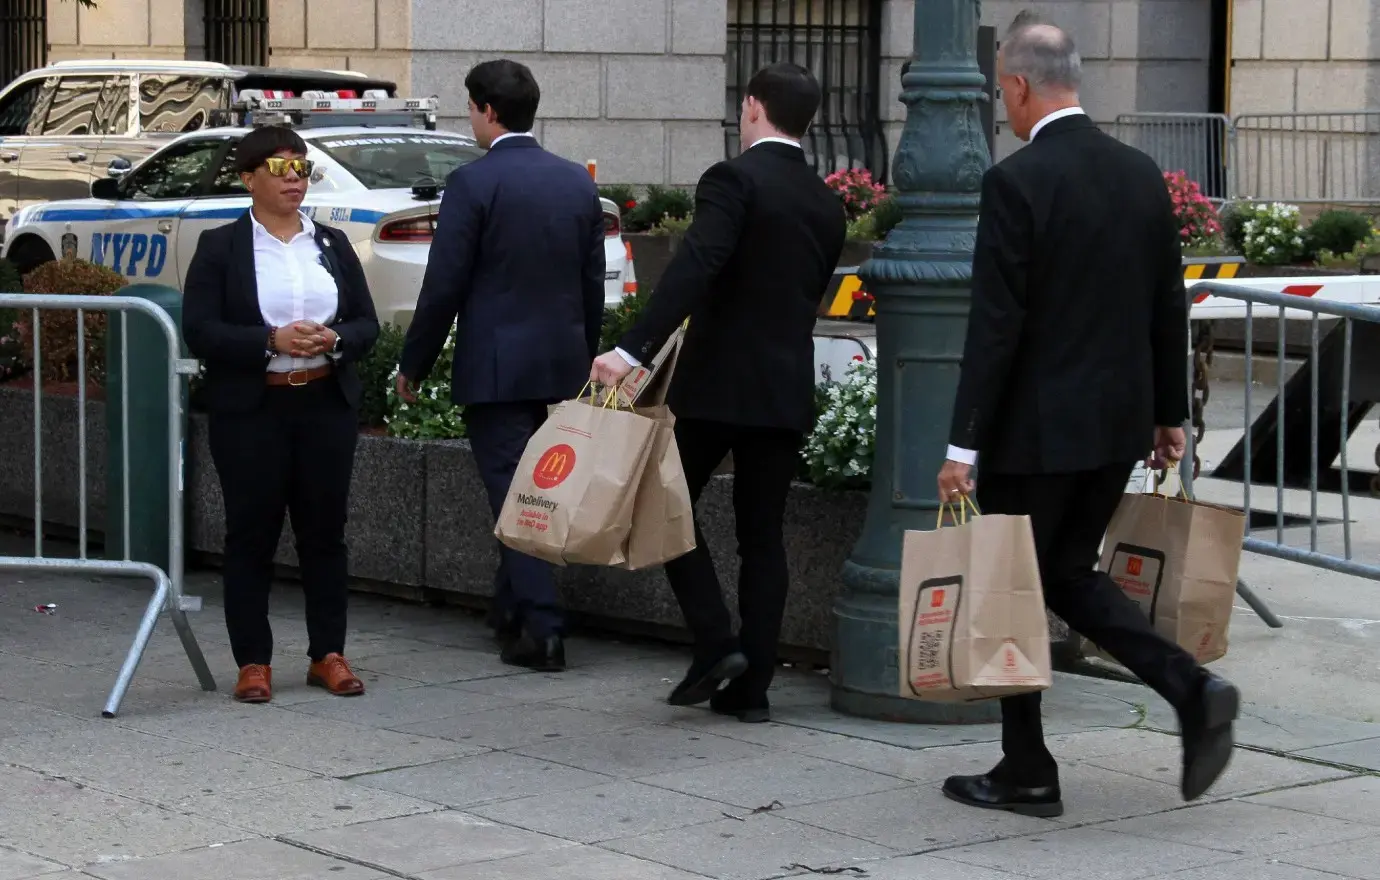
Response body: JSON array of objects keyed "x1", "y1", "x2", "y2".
[
  {"x1": 725, "y1": 0, "x2": 888, "y2": 182},
  {"x1": 0, "y1": 79, "x2": 43, "y2": 137},
  {"x1": 204, "y1": 0, "x2": 269, "y2": 67},
  {"x1": 0, "y1": 0, "x2": 46, "y2": 87}
]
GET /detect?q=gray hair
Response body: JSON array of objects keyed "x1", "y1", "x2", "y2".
[{"x1": 1002, "y1": 11, "x2": 1082, "y2": 93}]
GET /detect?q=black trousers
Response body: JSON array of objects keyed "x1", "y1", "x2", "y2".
[
  {"x1": 977, "y1": 463, "x2": 1203, "y2": 786},
  {"x1": 664, "y1": 418, "x2": 803, "y2": 698},
  {"x1": 463, "y1": 400, "x2": 563, "y2": 638},
  {"x1": 207, "y1": 380, "x2": 358, "y2": 667}
]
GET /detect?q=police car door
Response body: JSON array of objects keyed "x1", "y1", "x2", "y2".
[
  {"x1": 85, "y1": 135, "x2": 228, "y2": 284},
  {"x1": 174, "y1": 134, "x2": 252, "y2": 288}
]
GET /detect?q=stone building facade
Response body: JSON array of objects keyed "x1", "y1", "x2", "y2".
[{"x1": 29, "y1": 0, "x2": 1380, "y2": 188}]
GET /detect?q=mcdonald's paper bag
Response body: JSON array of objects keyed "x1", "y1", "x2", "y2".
[
  {"x1": 620, "y1": 405, "x2": 696, "y2": 570},
  {"x1": 495, "y1": 397, "x2": 657, "y2": 567},
  {"x1": 615, "y1": 325, "x2": 685, "y2": 408},
  {"x1": 898, "y1": 507, "x2": 1052, "y2": 702},
  {"x1": 1092, "y1": 487, "x2": 1246, "y2": 664}
]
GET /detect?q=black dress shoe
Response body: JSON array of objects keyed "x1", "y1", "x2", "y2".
[
  {"x1": 501, "y1": 631, "x2": 566, "y2": 672},
  {"x1": 1179, "y1": 671, "x2": 1240, "y2": 801},
  {"x1": 667, "y1": 651, "x2": 748, "y2": 706},
  {"x1": 487, "y1": 606, "x2": 520, "y2": 641},
  {"x1": 942, "y1": 772, "x2": 1064, "y2": 818},
  {"x1": 710, "y1": 687, "x2": 770, "y2": 723}
]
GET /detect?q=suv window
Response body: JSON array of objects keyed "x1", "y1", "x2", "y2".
[
  {"x1": 121, "y1": 138, "x2": 227, "y2": 201},
  {"x1": 138, "y1": 75, "x2": 227, "y2": 134},
  {"x1": 92, "y1": 77, "x2": 133, "y2": 136},
  {"x1": 0, "y1": 79, "x2": 42, "y2": 137},
  {"x1": 38, "y1": 76, "x2": 107, "y2": 136}
]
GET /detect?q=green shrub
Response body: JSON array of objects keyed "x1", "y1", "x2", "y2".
[
  {"x1": 384, "y1": 323, "x2": 465, "y2": 440},
  {"x1": 600, "y1": 292, "x2": 647, "y2": 353},
  {"x1": 0, "y1": 257, "x2": 20, "y2": 295},
  {"x1": 1304, "y1": 210, "x2": 1374, "y2": 261},
  {"x1": 1219, "y1": 201, "x2": 1249, "y2": 254},
  {"x1": 1234, "y1": 202, "x2": 1306, "y2": 265},
  {"x1": 357, "y1": 322, "x2": 406, "y2": 428},
  {"x1": 872, "y1": 195, "x2": 903, "y2": 239},
  {"x1": 598, "y1": 184, "x2": 638, "y2": 215},
  {"x1": 649, "y1": 214, "x2": 692, "y2": 237},
  {"x1": 802, "y1": 358, "x2": 875, "y2": 489},
  {"x1": 0, "y1": 259, "x2": 24, "y2": 382},
  {"x1": 625, "y1": 185, "x2": 694, "y2": 233}
]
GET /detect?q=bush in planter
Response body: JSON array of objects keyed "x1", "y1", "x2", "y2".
[
  {"x1": 1164, "y1": 171, "x2": 1222, "y2": 250},
  {"x1": 598, "y1": 184, "x2": 638, "y2": 216},
  {"x1": 1235, "y1": 202, "x2": 1307, "y2": 265},
  {"x1": 825, "y1": 168, "x2": 887, "y2": 222},
  {"x1": 16, "y1": 258, "x2": 128, "y2": 384},
  {"x1": 802, "y1": 358, "x2": 876, "y2": 489},
  {"x1": 625, "y1": 185, "x2": 694, "y2": 233},
  {"x1": 0, "y1": 258, "x2": 25, "y2": 382},
  {"x1": 385, "y1": 322, "x2": 465, "y2": 440},
  {"x1": 649, "y1": 214, "x2": 692, "y2": 237},
  {"x1": 1219, "y1": 201, "x2": 1249, "y2": 254},
  {"x1": 1304, "y1": 209, "x2": 1374, "y2": 262},
  {"x1": 601, "y1": 291, "x2": 646, "y2": 353},
  {"x1": 845, "y1": 195, "x2": 903, "y2": 242},
  {"x1": 358, "y1": 322, "x2": 406, "y2": 427}
]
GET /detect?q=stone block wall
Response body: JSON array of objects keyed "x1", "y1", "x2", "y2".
[{"x1": 46, "y1": 0, "x2": 205, "y2": 61}]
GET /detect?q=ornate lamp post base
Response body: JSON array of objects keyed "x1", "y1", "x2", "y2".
[{"x1": 829, "y1": 0, "x2": 999, "y2": 724}]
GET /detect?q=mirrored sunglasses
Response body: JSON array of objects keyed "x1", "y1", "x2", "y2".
[{"x1": 262, "y1": 157, "x2": 314, "y2": 178}]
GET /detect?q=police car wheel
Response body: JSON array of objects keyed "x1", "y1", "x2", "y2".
[{"x1": 7, "y1": 237, "x2": 55, "y2": 278}]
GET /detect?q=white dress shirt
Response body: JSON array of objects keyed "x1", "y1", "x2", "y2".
[
  {"x1": 490, "y1": 131, "x2": 536, "y2": 147},
  {"x1": 613, "y1": 135, "x2": 803, "y2": 369},
  {"x1": 251, "y1": 209, "x2": 339, "y2": 373},
  {"x1": 945, "y1": 106, "x2": 1086, "y2": 466}
]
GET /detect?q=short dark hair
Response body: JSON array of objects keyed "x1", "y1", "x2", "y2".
[
  {"x1": 746, "y1": 62, "x2": 821, "y2": 139},
  {"x1": 465, "y1": 59, "x2": 541, "y2": 133},
  {"x1": 234, "y1": 125, "x2": 308, "y2": 173}
]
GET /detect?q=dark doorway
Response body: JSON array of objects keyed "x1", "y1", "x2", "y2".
[
  {"x1": 0, "y1": 0, "x2": 47, "y2": 87},
  {"x1": 204, "y1": 0, "x2": 269, "y2": 67},
  {"x1": 725, "y1": 0, "x2": 889, "y2": 182}
]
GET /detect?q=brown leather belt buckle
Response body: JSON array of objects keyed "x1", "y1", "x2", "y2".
[{"x1": 288, "y1": 369, "x2": 309, "y2": 387}]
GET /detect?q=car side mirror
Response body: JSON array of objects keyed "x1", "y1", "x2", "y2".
[
  {"x1": 106, "y1": 157, "x2": 132, "y2": 179},
  {"x1": 90, "y1": 177, "x2": 121, "y2": 200}
]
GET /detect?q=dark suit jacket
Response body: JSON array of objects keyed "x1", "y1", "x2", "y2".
[
  {"x1": 181, "y1": 212, "x2": 381, "y2": 414},
  {"x1": 398, "y1": 136, "x2": 606, "y2": 405},
  {"x1": 619, "y1": 141, "x2": 847, "y2": 433},
  {"x1": 949, "y1": 114, "x2": 1189, "y2": 475}
]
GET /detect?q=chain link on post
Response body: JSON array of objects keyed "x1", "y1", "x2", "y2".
[{"x1": 1190, "y1": 320, "x2": 1214, "y2": 480}]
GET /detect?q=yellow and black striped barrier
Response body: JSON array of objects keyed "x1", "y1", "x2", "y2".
[{"x1": 817, "y1": 255, "x2": 1247, "y2": 321}]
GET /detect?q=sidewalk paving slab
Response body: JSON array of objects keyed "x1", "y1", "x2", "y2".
[{"x1": 4, "y1": 566, "x2": 1380, "y2": 880}]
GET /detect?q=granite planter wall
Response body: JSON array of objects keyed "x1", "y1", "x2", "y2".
[
  {"x1": 0, "y1": 386, "x2": 108, "y2": 539},
  {"x1": 624, "y1": 233, "x2": 681, "y2": 294}
]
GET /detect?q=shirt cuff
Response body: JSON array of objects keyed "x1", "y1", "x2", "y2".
[
  {"x1": 946, "y1": 445, "x2": 978, "y2": 466},
  {"x1": 614, "y1": 347, "x2": 641, "y2": 368}
]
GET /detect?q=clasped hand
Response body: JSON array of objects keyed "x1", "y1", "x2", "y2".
[{"x1": 274, "y1": 321, "x2": 335, "y2": 358}]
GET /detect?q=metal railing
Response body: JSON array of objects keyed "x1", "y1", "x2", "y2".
[
  {"x1": 1183, "y1": 281, "x2": 1380, "y2": 591},
  {"x1": 0, "y1": 293, "x2": 215, "y2": 717},
  {"x1": 1102, "y1": 110, "x2": 1380, "y2": 207}
]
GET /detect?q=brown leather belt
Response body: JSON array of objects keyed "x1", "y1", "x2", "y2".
[{"x1": 266, "y1": 364, "x2": 333, "y2": 387}]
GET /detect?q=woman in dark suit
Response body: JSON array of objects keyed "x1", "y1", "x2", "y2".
[{"x1": 182, "y1": 125, "x2": 380, "y2": 704}]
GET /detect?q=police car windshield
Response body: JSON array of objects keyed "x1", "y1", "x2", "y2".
[{"x1": 311, "y1": 134, "x2": 484, "y2": 190}]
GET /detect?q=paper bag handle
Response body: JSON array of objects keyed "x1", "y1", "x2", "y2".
[
  {"x1": 578, "y1": 381, "x2": 630, "y2": 411},
  {"x1": 1148, "y1": 461, "x2": 1190, "y2": 500},
  {"x1": 935, "y1": 494, "x2": 982, "y2": 529}
]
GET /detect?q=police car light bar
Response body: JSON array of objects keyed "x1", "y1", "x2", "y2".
[{"x1": 231, "y1": 90, "x2": 440, "y2": 129}]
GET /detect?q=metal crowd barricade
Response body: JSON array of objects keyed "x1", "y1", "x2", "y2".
[
  {"x1": 1183, "y1": 281, "x2": 1380, "y2": 592},
  {"x1": 1232, "y1": 111, "x2": 1380, "y2": 206},
  {"x1": 1103, "y1": 113, "x2": 1234, "y2": 200},
  {"x1": 0, "y1": 293, "x2": 215, "y2": 717}
]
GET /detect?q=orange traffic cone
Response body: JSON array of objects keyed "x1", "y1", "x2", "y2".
[{"x1": 622, "y1": 240, "x2": 637, "y2": 297}]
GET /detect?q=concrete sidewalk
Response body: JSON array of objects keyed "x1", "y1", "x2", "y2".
[{"x1": 1, "y1": 564, "x2": 1378, "y2": 880}]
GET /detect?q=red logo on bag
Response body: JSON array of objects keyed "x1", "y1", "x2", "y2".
[
  {"x1": 1127, "y1": 556, "x2": 1143, "y2": 576},
  {"x1": 533, "y1": 444, "x2": 576, "y2": 490},
  {"x1": 930, "y1": 589, "x2": 945, "y2": 607}
]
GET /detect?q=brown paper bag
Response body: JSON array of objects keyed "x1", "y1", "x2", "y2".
[
  {"x1": 1093, "y1": 477, "x2": 1246, "y2": 664},
  {"x1": 898, "y1": 499, "x2": 1053, "y2": 702},
  {"x1": 615, "y1": 324, "x2": 685, "y2": 408},
  {"x1": 620, "y1": 405, "x2": 696, "y2": 570},
  {"x1": 495, "y1": 392, "x2": 657, "y2": 567}
]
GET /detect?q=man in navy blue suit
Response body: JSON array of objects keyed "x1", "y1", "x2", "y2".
[{"x1": 397, "y1": 59, "x2": 606, "y2": 671}]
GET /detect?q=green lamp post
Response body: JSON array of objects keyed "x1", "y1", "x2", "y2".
[{"x1": 830, "y1": 0, "x2": 999, "y2": 722}]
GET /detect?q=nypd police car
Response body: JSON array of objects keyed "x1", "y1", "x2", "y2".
[{"x1": 1, "y1": 90, "x2": 632, "y2": 322}]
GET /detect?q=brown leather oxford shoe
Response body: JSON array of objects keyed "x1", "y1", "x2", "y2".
[
  {"x1": 307, "y1": 653, "x2": 365, "y2": 696},
  {"x1": 233, "y1": 664, "x2": 272, "y2": 703}
]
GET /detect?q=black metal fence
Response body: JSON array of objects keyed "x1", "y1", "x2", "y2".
[
  {"x1": 1, "y1": 0, "x2": 46, "y2": 87},
  {"x1": 204, "y1": 0, "x2": 268, "y2": 68},
  {"x1": 725, "y1": 0, "x2": 888, "y2": 182}
]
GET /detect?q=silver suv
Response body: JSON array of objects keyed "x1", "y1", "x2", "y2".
[{"x1": 0, "y1": 59, "x2": 396, "y2": 261}]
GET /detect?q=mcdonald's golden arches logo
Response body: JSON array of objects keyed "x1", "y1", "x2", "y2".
[{"x1": 533, "y1": 444, "x2": 576, "y2": 490}]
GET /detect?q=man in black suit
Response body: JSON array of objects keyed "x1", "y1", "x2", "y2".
[
  {"x1": 591, "y1": 62, "x2": 847, "y2": 723},
  {"x1": 397, "y1": 59, "x2": 606, "y2": 672},
  {"x1": 935, "y1": 13, "x2": 1241, "y2": 817}
]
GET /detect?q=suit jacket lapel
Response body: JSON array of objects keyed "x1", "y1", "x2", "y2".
[
  {"x1": 313, "y1": 225, "x2": 347, "y2": 319},
  {"x1": 231, "y1": 212, "x2": 261, "y2": 322}
]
